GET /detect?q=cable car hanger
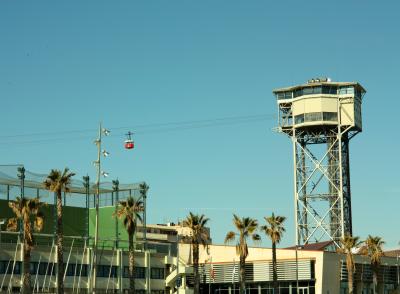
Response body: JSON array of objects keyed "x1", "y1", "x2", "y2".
[{"x1": 124, "y1": 131, "x2": 134, "y2": 149}]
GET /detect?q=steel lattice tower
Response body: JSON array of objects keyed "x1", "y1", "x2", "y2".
[{"x1": 274, "y1": 78, "x2": 366, "y2": 248}]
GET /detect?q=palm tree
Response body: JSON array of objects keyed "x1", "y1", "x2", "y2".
[
  {"x1": 114, "y1": 196, "x2": 144, "y2": 294},
  {"x1": 362, "y1": 235, "x2": 385, "y2": 294},
  {"x1": 261, "y1": 213, "x2": 286, "y2": 294},
  {"x1": 225, "y1": 214, "x2": 261, "y2": 294},
  {"x1": 182, "y1": 212, "x2": 210, "y2": 294},
  {"x1": 7, "y1": 196, "x2": 45, "y2": 294},
  {"x1": 338, "y1": 234, "x2": 361, "y2": 294},
  {"x1": 43, "y1": 168, "x2": 75, "y2": 294}
]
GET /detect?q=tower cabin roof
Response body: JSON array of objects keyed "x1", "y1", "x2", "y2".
[{"x1": 273, "y1": 81, "x2": 366, "y2": 95}]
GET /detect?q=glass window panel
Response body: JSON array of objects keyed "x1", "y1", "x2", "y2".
[
  {"x1": 312, "y1": 86, "x2": 322, "y2": 94},
  {"x1": 151, "y1": 268, "x2": 165, "y2": 279},
  {"x1": 136, "y1": 267, "x2": 146, "y2": 279},
  {"x1": 0, "y1": 261, "x2": 5, "y2": 274},
  {"x1": 14, "y1": 262, "x2": 21, "y2": 274},
  {"x1": 322, "y1": 86, "x2": 330, "y2": 94},
  {"x1": 304, "y1": 112, "x2": 322, "y2": 122},
  {"x1": 339, "y1": 86, "x2": 354, "y2": 95},
  {"x1": 330, "y1": 86, "x2": 338, "y2": 94},
  {"x1": 284, "y1": 91, "x2": 292, "y2": 99},
  {"x1": 294, "y1": 89, "x2": 302, "y2": 97},
  {"x1": 323, "y1": 112, "x2": 337, "y2": 121},
  {"x1": 295, "y1": 114, "x2": 304, "y2": 124},
  {"x1": 303, "y1": 87, "x2": 313, "y2": 95}
]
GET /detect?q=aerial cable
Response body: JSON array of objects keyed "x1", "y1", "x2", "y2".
[
  {"x1": 0, "y1": 113, "x2": 274, "y2": 148},
  {"x1": 0, "y1": 113, "x2": 274, "y2": 141}
]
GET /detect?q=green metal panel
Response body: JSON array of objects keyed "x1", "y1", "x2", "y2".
[
  {"x1": 89, "y1": 206, "x2": 132, "y2": 249},
  {"x1": 0, "y1": 199, "x2": 87, "y2": 240}
]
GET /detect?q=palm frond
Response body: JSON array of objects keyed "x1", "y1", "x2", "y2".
[
  {"x1": 225, "y1": 231, "x2": 236, "y2": 244},
  {"x1": 34, "y1": 212, "x2": 45, "y2": 232},
  {"x1": 252, "y1": 234, "x2": 261, "y2": 243},
  {"x1": 115, "y1": 196, "x2": 144, "y2": 236},
  {"x1": 6, "y1": 218, "x2": 18, "y2": 232},
  {"x1": 262, "y1": 213, "x2": 286, "y2": 244}
]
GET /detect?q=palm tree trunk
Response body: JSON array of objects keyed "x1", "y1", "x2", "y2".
[
  {"x1": 129, "y1": 232, "x2": 135, "y2": 294},
  {"x1": 239, "y1": 255, "x2": 246, "y2": 294},
  {"x1": 373, "y1": 267, "x2": 378, "y2": 294},
  {"x1": 347, "y1": 261, "x2": 354, "y2": 294},
  {"x1": 56, "y1": 191, "x2": 64, "y2": 294},
  {"x1": 22, "y1": 240, "x2": 32, "y2": 294},
  {"x1": 193, "y1": 242, "x2": 200, "y2": 294},
  {"x1": 272, "y1": 241, "x2": 278, "y2": 294}
]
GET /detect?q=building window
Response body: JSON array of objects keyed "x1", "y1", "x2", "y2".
[
  {"x1": 294, "y1": 114, "x2": 304, "y2": 124},
  {"x1": 0, "y1": 261, "x2": 10, "y2": 274},
  {"x1": 66, "y1": 264, "x2": 75, "y2": 276},
  {"x1": 295, "y1": 112, "x2": 337, "y2": 124},
  {"x1": 123, "y1": 266, "x2": 146, "y2": 278},
  {"x1": 30, "y1": 262, "x2": 38, "y2": 274},
  {"x1": 276, "y1": 91, "x2": 292, "y2": 100},
  {"x1": 151, "y1": 268, "x2": 165, "y2": 279},
  {"x1": 322, "y1": 85, "x2": 338, "y2": 95},
  {"x1": 304, "y1": 112, "x2": 322, "y2": 122},
  {"x1": 38, "y1": 262, "x2": 56, "y2": 276},
  {"x1": 97, "y1": 265, "x2": 118, "y2": 278},
  {"x1": 136, "y1": 267, "x2": 146, "y2": 279},
  {"x1": 322, "y1": 112, "x2": 337, "y2": 121},
  {"x1": 0, "y1": 261, "x2": 22, "y2": 274},
  {"x1": 339, "y1": 86, "x2": 354, "y2": 95},
  {"x1": 80, "y1": 264, "x2": 89, "y2": 277}
]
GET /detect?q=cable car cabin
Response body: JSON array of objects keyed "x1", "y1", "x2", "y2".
[
  {"x1": 124, "y1": 131, "x2": 135, "y2": 149},
  {"x1": 125, "y1": 140, "x2": 134, "y2": 149}
]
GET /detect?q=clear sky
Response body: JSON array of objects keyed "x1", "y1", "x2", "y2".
[{"x1": 1, "y1": 1, "x2": 399, "y2": 249}]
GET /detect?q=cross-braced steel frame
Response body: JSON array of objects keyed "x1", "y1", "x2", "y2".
[
  {"x1": 290, "y1": 126, "x2": 358, "y2": 248},
  {"x1": 278, "y1": 107, "x2": 359, "y2": 248}
]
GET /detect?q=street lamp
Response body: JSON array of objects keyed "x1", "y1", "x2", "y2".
[{"x1": 91, "y1": 123, "x2": 110, "y2": 293}]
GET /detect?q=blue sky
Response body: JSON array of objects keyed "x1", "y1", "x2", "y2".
[{"x1": 1, "y1": 1, "x2": 399, "y2": 248}]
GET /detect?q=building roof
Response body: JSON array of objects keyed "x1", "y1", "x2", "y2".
[
  {"x1": 384, "y1": 249, "x2": 400, "y2": 257},
  {"x1": 273, "y1": 81, "x2": 366, "y2": 94},
  {"x1": 285, "y1": 241, "x2": 335, "y2": 252}
]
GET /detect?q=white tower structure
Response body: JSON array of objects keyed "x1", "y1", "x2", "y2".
[{"x1": 274, "y1": 78, "x2": 366, "y2": 248}]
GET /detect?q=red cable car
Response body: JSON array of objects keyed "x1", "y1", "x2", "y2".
[{"x1": 125, "y1": 132, "x2": 134, "y2": 149}]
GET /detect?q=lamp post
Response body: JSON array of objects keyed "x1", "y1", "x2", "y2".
[
  {"x1": 139, "y1": 183, "x2": 149, "y2": 250},
  {"x1": 112, "y1": 179, "x2": 119, "y2": 248},
  {"x1": 91, "y1": 122, "x2": 110, "y2": 293},
  {"x1": 83, "y1": 175, "x2": 90, "y2": 240},
  {"x1": 17, "y1": 166, "x2": 25, "y2": 235}
]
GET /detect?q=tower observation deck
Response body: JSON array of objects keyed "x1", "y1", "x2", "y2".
[{"x1": 273, "y1": 78, "x2": 366, "y2": 247}]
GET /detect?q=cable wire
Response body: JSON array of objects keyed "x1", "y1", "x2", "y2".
[{"x1": 0, "y1": 113, "x2": 275, "y2": 147}]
